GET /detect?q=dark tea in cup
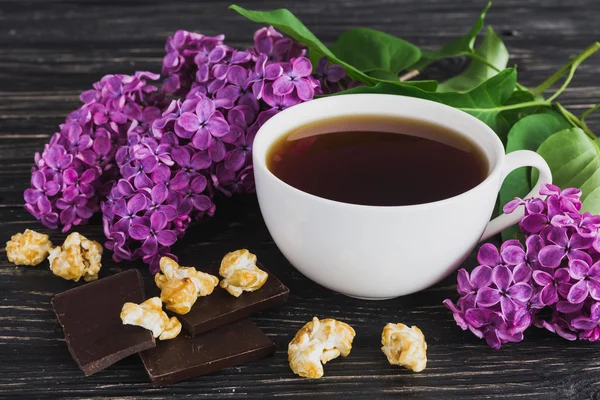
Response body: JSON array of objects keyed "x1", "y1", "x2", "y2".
[{"x1": 266, "y1": 115, "x2": 488, "y2": 206}]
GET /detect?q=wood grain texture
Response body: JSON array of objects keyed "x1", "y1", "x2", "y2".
[{"x1": 0, "y1": 0, "x2": 599, "y2": 398}]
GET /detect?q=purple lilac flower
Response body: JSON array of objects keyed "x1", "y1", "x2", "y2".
[
  {"x1": 25, "y1": 71, "x2": 163, "y2": 232},
  {"x1": 272, "y1": 57, "x2": 318, "y2": 100},
  {"x1": 130, "y1": 211, "x2": 178, "y2": 256},
  {"x1": 176, "y1": 98, "x2": 230, "y2": 157},
  {"x1": 538, "y1": 228, "x2": 593, "y2": 268},
  {"x1": 476, "y1": 265, "x2": 533, "y2": 319},
  {"x1": 446, "y1": 183, "x2": 600, "y2": 347},
  {"x1": 567, "y1": 258, "x2": 600, "y2": 303},
  {"x1": 246, "y1": 54, "x2": 283, "y2": 99},
  {"x1": 33, "y1": 26, "x2": 321, "y2": 272},
  {"x1": 314, "y1": 57, "x2": 347, "y2": 94},
  {"x1": 532, "y1": 268, "x2": 571, "y2": 306},
  {"x1": 24, "y1": 170, "x2": 60, "y2": 204}
]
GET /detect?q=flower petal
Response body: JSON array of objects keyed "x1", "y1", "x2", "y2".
[
  {"x1": 521, "y1": 213, "x2": 549, "y2": 233},
  {"x1": 501, "y1": 245, "x2": 526, "y2": 265},
  {"x1": 151, "y1": 184, "x2": 168, "y2": 205},
  {"x1": 130, "y1": 224, "x2": 151, "y2": 240},
  {"x1": 294, "y1": 79, "x2": 314, "y2": 101},
  {"x1": 556, "y1": 300, "x2": 584, "y2": 314},
  {"x1": 128, "y1": 194, "x2": 147, "y2": 214},
  {"x1": 538, "y1": 245, "x2": 566, "y2": 268},
  {"x1": 264, "y1": 63, "x2": 283, "y2": 80},
  {"x1": 191, "y1": 151, "x2": 212, "y2": 170},
  {"x1": 156, "y1": 230, "x2": 177, "y2": 246},
  {"x1": 208, "y1": 139, "x2": 226, "y2": 162},
  {"x1": 571, "y1": 317, "x2": 598, "y2": 331},
  {"x1": 207, "y1": 116, "x2": 230, "y2": 138},
  {"x1": 571, "y1": 233, "x2": 594, "y2": 250},
  {"x1": 24, "y1": 189, "x2": 42, "y2": 204},
  {"x1": 292, "y1": 57, "x2": 313, "y2": 77},
  {"x1": 492, "y1": 265, "x2": 512, "y2": 291},
  {"x1": 507, "y1": 282, "x2": 533, "y2": 303},
  {"x1": 196, "y1": 98, "x2": 215, "y2": 122},
  {"x1": 177, "y1": 112, "x2": 201, "y2": 132},
  {"x1": 456, "y1": 268, "x2": 473, "y2": 295},
  {"x1": 476, "y1": 287, "x2": 501, "y2": 307},
  {"x1": 191, "y1": 195, "x2": 212, "y2": 211},
  {"x1": 569, "y1": 258, "x2": 590, "y2": 280},
  {"x1": 513, "y1": 264, "x2": 532, "y2": 283},
  {"x1": 150, "y1": 211, "x2": 168, "y2": 232},
  {"x1": 31, "y1": 170, "x2": 46, "y2": 190},
  {"x1": 539, "y1": 284, "x2": 558, "y2": 306},
  {"x1": 272, "y1": 77, "x2": 294, "y2": 96},
  {"x1": 477, "y1": 243, "x2": 503, "y2": 267},
  {"x1": 464, "y1": 308, "x2": 488, "y2": 328},
  {"x1": 141, "y1": 236, "x2": 158, "y2": 256},
  {"x1": 192, "y1": 129, "x2": 212, "y2": 150},
  {"x1": 568, "y1": 280, "x2": 589, "y2": 304},
  {"x1": 500, "y1": 297, "x2": 518, "y2": 320},
  {"x1": 224, "y1": 149, "x2": 247, "y2": 172},
  {"x1": 532, "y1": 270, "x2": 553, "y2": 286},
  {"x1": 471, "y1": 265, "x2": 493, "y2": 289},
  {"x1": 588, "y1": 280, "x2": 600, "y2": 301},
  {"x1": 170, "y1": 171, "x2": 190, "y2": 191}
]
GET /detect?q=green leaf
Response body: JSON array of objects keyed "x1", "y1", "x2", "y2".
[
  {"x1": 409, "y1": 1, "x2": 492, "y2": 71},
  {"x1": 438, "y1": 26, "x2": 508, "y2": 93},
  {"x1": 329, "y1": 28, "x2": 421, "y2": 77},
  {"x1": 336, "y1": 68, "x2": 527, "y2": 140},
  {"x1": 498, "y1": 111, "x2": 572, "y2": 240},
  {"x1": 230, "y1": 5, "x2": 435, "y2": 90},
  {"x1": 536, "y1": 128, "x2": 600, "y2": 214},
  {"x1": 229, "y1": 5, "x2": 375, "y2": 84}
]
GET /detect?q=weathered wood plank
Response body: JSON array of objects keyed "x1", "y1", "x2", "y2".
[{"x1": 0, "y1": 0, "x2": 599, "y2": 398}]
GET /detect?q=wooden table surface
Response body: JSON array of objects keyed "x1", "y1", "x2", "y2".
[{"x1": 1, "y1": 0, "x2": 599, "y2": 398}]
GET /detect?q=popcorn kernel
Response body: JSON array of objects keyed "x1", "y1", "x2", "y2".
[
  {"x1": 288, "y1": 317, "x2": 355, "y2": 379},
  {"x1": 48, "y1": 232, "x2": 103, "y2": 282},
  {"x1": 120, "y1": 297, "x2": 181, "y2": 340},
  {"x1": 155, "y1": 256, "x2": 219, "y2": 314},
  {"x1": 219, "y1": 249, "x2": 268, "y2": 297},
  {"x1": 6, "y1": 229, "x2": 53, "y2": 266},
  {"x1": 381, "y1": 323, "x2": 427, "y2": 372}
]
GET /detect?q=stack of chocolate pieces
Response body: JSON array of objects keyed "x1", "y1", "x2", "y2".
[{"x1": 52, "y1": 264, "x2": 289, "y2": 386}]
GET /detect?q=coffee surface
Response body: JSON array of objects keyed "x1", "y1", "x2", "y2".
[{"x1": 266, "y1": 115, "x2": 488, "y2": 206}]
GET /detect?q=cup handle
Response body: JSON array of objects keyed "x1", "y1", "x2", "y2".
[{"x1": 480, "y1": 150, "x2": 552, "y2": 242}]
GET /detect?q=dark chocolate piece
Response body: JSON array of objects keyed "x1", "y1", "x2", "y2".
[
  {"x1": 52, "y1": 269, "x2": 156, "y2": 376},
  {"x1": 148, "y1": 263, "x2": 289, "y2": 336},
  {"x1": 140, "y1": 318, "x2": 276, "y2": 386}
]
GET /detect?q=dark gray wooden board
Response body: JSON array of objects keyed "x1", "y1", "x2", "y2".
[{"x1": 1, "y1": 0, "x2": 599, "y2": 398}]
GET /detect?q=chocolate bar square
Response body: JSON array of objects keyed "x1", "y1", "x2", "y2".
[
  {"x1": 140, "y1": 318, "x2": 275, "y2": 386},
  {"x1": 52, "y1": 269, "x2": 156, "y2": 376},
  {"x1": 147, "y1": 264, "x2": 289, "y2": 336}
]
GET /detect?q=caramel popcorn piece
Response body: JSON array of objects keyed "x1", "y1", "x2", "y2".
[
  {"x1": 47, "y1": 232, "x2": 103, "y2": 282},
  {"x1": 159, "y1": 316, "x2": 182, "y2": 341},
  {"x1": 288, "y1": 317, "x2": 355, "y2": 379},
  {"x1": 381, "y1": 323, "x2": 427, "y2": 372},
  {"x1": 6, "y1": 229, "x2": 53, "y2": 266},
  {"x1": 219, "y1": 249, "x2": 268, "y2": 297},
  {"x1": 155, "y1": 256, "x2": 219, "y2": 314},
  {"x1": 120, "y1": 297, "x2": 181, "y2": 340}
]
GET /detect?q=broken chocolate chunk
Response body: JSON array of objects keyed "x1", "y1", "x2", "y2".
[
  {"x1": 148, "y1": 264, "x2": 289, "y2": 336},
  {"x1": 52, "y1": 269, "x2": 156, "y2": 376},
  {"x1": 140, "y1": 318, "x2": 276, "y2": 386}
]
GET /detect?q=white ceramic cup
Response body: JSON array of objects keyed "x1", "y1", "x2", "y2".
[{"x1": 253, "y1": 94, "x2": 552, "y2": 300}]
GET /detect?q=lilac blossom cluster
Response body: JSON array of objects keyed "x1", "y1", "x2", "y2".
[
  {"x1": 24, "y1": 72, "x2": 165, "y2": 232},
  {"x1": 26, "y1": 26, "x2": 355, "y2": 272},
  {"x1": 445, "y1": 184, "x2": 600, "y2": 348}
]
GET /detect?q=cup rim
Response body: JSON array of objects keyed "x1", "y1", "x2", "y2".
[{"x1": 253, "y1": 93, "x2": 505, "y2": 210}]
